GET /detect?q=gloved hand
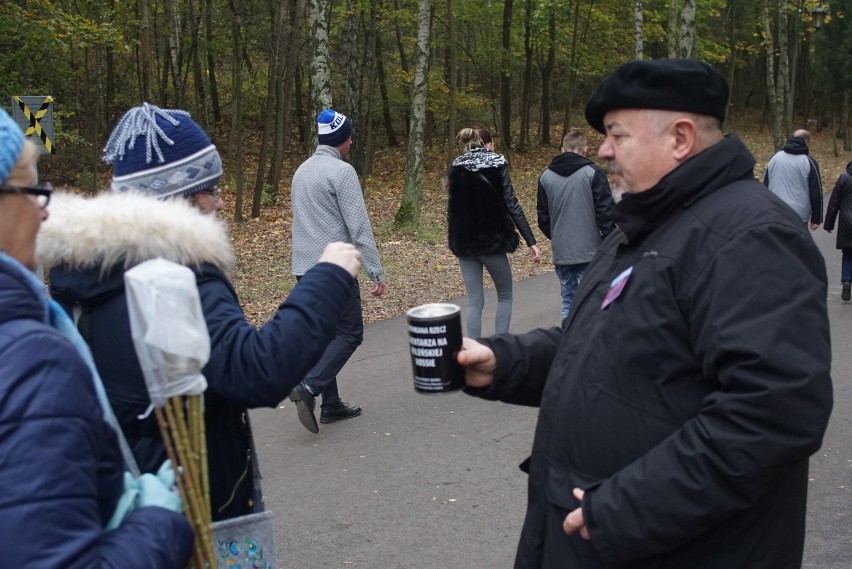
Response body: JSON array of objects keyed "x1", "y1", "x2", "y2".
[
  {"x1": 106, "y1": 460, "x2": 183, "y2": 530},
  {"x1": 137, "y1": 460, "x2": 182, "y2": 513}
]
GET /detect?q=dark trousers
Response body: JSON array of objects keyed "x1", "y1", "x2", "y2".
[{"x1": 303, "y1": 279, "x2": 363, "y2": 408}]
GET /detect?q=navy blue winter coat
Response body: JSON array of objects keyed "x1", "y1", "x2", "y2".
[
  {"x1": 0, "y1": 254, "x2": 193, "y2": 568},
  {"x1": 38, "y1": 192, "x2": 355, "y2": 521}
]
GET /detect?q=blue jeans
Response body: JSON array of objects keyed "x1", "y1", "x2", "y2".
[
  {"x1": 302, "y1": 279, "x2": 363, "y2": 409},
  {"x1": 555, "y1": 263, "x2": 588, "y2": 319},
  {"x1": 842, "y1": 249, "x2": 852, "y2": 282}
]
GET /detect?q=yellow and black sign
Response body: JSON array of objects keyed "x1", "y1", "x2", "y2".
[{"x1": 11, "y1": 96, "x2": 55, "y2": 155}]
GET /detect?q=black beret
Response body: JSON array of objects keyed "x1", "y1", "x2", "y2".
[{"x1": 584, "y1": 59, "x2": 730, "y2": 134}]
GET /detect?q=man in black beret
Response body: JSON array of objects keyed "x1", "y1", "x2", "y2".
[{"x1": 457, "y1": 59, "x2": 833, "y2": 568}]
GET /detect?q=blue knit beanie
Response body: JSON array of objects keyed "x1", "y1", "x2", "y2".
[
  {"x1": 102, "y1": 103, "x2": 223, "y2": 199},
  {"x1": 0, "y1": 109, "x2": 25, "y2": 185},
  {"x1": 317, "y1": 109, "x2": 352, "y2": 148}
]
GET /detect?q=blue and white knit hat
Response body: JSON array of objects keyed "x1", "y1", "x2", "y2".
[
  {"x1": 317, "y1": 109, "x2": 352, "y2": 147},
  {"x1": 0, "y1": 108, "x2": 25, "y2": 184},
  {"x1": 102, "y1": 103, "x2": 223, "y2": 199}
]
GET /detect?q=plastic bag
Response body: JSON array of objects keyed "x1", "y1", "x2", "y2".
[{"x1": 124, "y1": 258, "x2": 210, "y2": 406}]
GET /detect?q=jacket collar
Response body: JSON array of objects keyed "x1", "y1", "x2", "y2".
[
  {"x1": 782, "y1": 136, "x2": 809, "y2": 155},
  {"x1": 37, "y1": 191, "x2": 235, "y2": 275},
  {"x1": 612, "y1": 134, "x2": 756, "y2": 242}
]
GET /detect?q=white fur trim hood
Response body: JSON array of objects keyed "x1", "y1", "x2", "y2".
[{"x1": 37, "y1": 191, "x2": 235, "y2": 274}]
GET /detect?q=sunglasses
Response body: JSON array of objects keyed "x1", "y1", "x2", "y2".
[{"x1": 0, "y1": 183, "x2": 53, "y2": 209}]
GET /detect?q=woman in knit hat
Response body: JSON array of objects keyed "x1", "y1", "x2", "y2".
[
  {"x1": 39, "y1": 103, "x2": 362, "y2": 521},
  {"x1": 0, "y1": 108, "x2": 194, "y2": 566}
]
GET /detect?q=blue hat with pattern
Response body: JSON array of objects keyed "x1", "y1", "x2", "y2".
[
  {"x1": 0, "y1": 108, "x2": 25, "y2": 184},
  {"x1": 102, "y1": 103, "x2": 223, "y2": 199}
]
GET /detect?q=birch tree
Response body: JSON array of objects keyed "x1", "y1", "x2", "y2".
[
  {"x1": 395, "y1": 0, "x2": 431, "y2": 227},
  {"x1": 667, "y1": 0, "x2": 678, "y2": 58},
  {"x1": 678, "y1": 0, "x2": 696, "y2": 58},
  {"x1": 634, "y1": 0, "x2": 644, "y2": 60},
  {"x1": 763, "y1": 0, "x2": 784, "y2": 150},
  {"x1": 308, "y1": 0, "x2": 333, "y2": 151}
]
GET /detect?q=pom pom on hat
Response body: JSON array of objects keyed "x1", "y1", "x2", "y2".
[
  {"x1": 584, "y1": 59, "x2": 729, "y2": 134},
  {"x1": 103, "y1": 102, "x2": 223, "y2": 199},
  {"x1": 317, "y1": 109, "x2": 353, "y2": 147},
  {"x1": 0, "y1": 109, "x2": 25, "y2": 185}
]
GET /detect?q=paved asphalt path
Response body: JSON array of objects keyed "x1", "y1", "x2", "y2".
[{"x1": 252, "y1": 227, "x2": 851, "y2": 569}]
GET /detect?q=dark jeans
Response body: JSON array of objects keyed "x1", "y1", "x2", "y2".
[
  {"x1": 302, "y1": 278, "x2": 363, "y2": 409},
  {"x1": 842, "y1": 248, "x2": 852, "y2": 282}
]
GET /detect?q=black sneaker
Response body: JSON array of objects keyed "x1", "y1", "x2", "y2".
[
  {"x1": 320, "y1": 402, "x2": 363, "y2": 424},
  {"x1": 843, "y1": 281, "x2": 851, "y2": 302},
  {"x1": 288, "y1": 382, "x2": 319, "y2": 434}
]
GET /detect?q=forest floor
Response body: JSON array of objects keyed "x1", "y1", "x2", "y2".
[{"x1": 223, "y1": 118, "x2": 852, "y2": 327}]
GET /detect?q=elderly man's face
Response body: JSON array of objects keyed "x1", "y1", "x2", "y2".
[{"x1": 598, "y1": 109, "x2": 678, "y2": 201}]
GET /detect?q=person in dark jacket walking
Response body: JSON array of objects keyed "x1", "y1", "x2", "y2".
[
  {"x1": 823, "y1": 161, "x2": 852, "y2": 301},
  {"x1": 0, "y1": 108, "x2": 194, "y2": 567},
  {"x1": 447, "y1": 128, "x2": 541, "y2": 338},
  {"x1": 38, "y1": 103, "x2": 362, "y2": 522},
  {"x1": 457, "y1": 59, "x2": 832, "y2": 568},
  {"x1": 536, "y1": 128, "x2": 615, "y2": 318},
  {"x1": 764, "y1": 129, "x2": 823, "y2": 230}
]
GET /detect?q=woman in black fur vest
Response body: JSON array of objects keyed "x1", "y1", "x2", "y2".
[{"x1": 446, "y1": 128, "x2": 541, "y2": 338}]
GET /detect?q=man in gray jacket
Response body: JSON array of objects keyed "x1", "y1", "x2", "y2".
[
  {"x1": 288, "y1": 109, "x2": 386, "y2": 433},
  {"x1": 536, "y1": 129, "x2": 615, "y2": 318},
  {"x1": 764, "y1": 129, "x2": 823, "y2": 230}
]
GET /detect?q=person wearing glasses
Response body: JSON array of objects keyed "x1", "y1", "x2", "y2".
[
  {"x1": 0, "y1": 109, "x2": 195, "y2": 566},
  {"x1": 38, "y1": 103, "x2": 362, "y2": 521}
]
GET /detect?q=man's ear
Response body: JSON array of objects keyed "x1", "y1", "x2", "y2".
[{"x1": 671, "y1": 118, "x2": 697, "y2": 161}]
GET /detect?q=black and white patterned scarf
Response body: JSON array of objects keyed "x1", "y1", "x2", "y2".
[{"x1": 451, "y1": 146, "x2": 508, "y2": 172}]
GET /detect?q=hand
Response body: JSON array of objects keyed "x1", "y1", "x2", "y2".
[
  {"x1": 810, "y1": 222, "x2": 820, "y2": 231},
  {"x1": 456, "y1": 337, "x2": 497, "y2": 388},
  {"x1": 319, "y1": 242, "x2": 361, "y2": 277},
  {"x1": 371, "y1": 280, "x2": 386, "y2": 297},
  {"x1": 530, "y1": 245, "x2": 543, "y2": 263},
  {"x1": 563, "y1": 488, "x2": 590, "y2": 540}
]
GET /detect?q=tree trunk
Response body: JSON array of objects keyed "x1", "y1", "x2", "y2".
[
  {"x1": 777, "y1": 0, "x2": 790, "y2": 138},
  {"x1": 678, "y1": 0, "x2": 696, "y2": 58},
  {"x1": 843, "y1": 90, "x2": 850, "y2": 151},
  {"x1": 667, "y1": 0, "x2": 678, "y2": 58},
  {"x1": 205, "y1": 0, "x2": 221, "y2": 122},
  {"x1": 230, "y1": 0, "x2": 245, "y2": 222},
  {"x1": 395, "y1": 0, "x2": 431, "y2": 228},
  {"x1": 138, "y1": 0, "x2": 152, "y2": 102},
  {"x1": 189, "y1": 0, "x2": 208, "y2": 127},
  {"x1": 540, "y1": 15, "x2": 555, "y2": 145},
  {"x1": 517, "y1": 0, "x2": 533, "y2": 152},
  {"x1": 252, "y1": 0, "x2": 285, "y2": 218},
  {"x1": 362, "y1": 0, "x2": 380, "y2": 176},
  {"x1": 394, "y1": 0, "x2": 411, "y2": 134},
  {"x1": 634, "y1": 0, "x2": 644, "y2": 60},
  {"x1": 166, "y1": 0, "x2": 185, "y2": 106},
  {"x1": 763, "y1": 0, "x2": 784, "y2": 150},
  {"x1": 445, "y1": 0, "x2": 457, "y2": 167},
  {"x1": 787, "y1": 0, "x2": 800, "y2": 136},
  {"x1": 342, "y1": 0, "x2": 365, "y2": 173},
  {"x1": 500, "y1": 0, "x2": 513, "y2": 149},
  {"x1": 268, "y1": 0, "x2": 306, "y2": 193},
  {"x1": 376, "y1": 31, "x2": 398, "y2": 146},
  {"x1": 308, "y1": 0, "x2": 333, "y2": 153}
]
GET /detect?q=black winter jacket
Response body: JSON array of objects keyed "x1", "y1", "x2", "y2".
[
  {"x1": 823, "y1": 161, "x2": 852, "y2": 249},
  {"x1": 472, "y1": 135, "x2": 832, "y2": 568},
  {"x1": 39, "y1": 192, "x2": 354, "y2": 522},
  {"x1": 447, "y1": 147, "x2": 536, "y2": 257}
]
